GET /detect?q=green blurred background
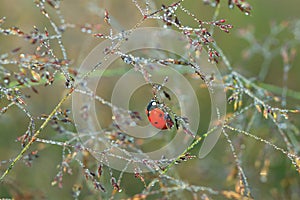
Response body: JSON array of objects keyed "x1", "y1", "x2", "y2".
[{"x1": 0, "y1": 0, "x2": 300, "y2": 199}]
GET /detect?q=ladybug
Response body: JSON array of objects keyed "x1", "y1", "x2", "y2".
[{"x1": 146, "y1": 100, "x2": 174, "y2": 130}]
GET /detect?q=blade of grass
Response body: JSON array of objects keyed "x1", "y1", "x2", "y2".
[
  {"x1": 0, "y1": 88, "x2": 74, "y2": 182},
  {"x1": 257, "y1": 82, "x2": 300, "y2": 101}
]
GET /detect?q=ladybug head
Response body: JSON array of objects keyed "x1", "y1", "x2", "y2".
[{"x1": 146, "y1": 100, "x2": 158, "y2": 112}]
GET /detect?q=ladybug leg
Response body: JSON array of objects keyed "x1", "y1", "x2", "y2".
[
  {"x1": 174, "y1": 117, "x2": 179, "y2": 130},
  {"x1": 164, "y1": 113, "x2": 174, "y2": 129}
]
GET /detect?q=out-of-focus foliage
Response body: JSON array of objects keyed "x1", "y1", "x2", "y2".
[{"x1": 0, "y1": 0, "x2": 300, "y2": 199}]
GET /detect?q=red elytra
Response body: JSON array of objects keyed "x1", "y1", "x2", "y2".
[{"x1": 146, "y1": 100, "x2": 174, "y2": 130}]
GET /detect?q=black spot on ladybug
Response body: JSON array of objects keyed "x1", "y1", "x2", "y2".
[
  {"x1": 154, "y1": 122, "x2": 158, "y2": 124},
  {"x1": 159, "y1": 113, "x2": 163, "y2": 117}
]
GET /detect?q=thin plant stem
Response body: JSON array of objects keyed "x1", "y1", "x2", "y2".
[{"x1": 0, "y1": 88, "x2": 74, "y2": 182}]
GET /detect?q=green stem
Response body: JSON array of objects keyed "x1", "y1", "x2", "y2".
[
  {"x1": 257, "y1": 82, "x2": 300, "y2": 101},
  {"x1": 209, "y1": 2, "x2": 221, "y2": 35},
  {"x1": 0, "y1": 15, "x2": 148, "y2": 181},
  {"x1": 0, "y1": 88, "x2": 74, "y2": 182},
  {"x1": 161, "y1": 125, "x2": 219, "y2": 174},
  {"x1": 8, "y1": 67, "x2": 193, "y2": 89}
]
